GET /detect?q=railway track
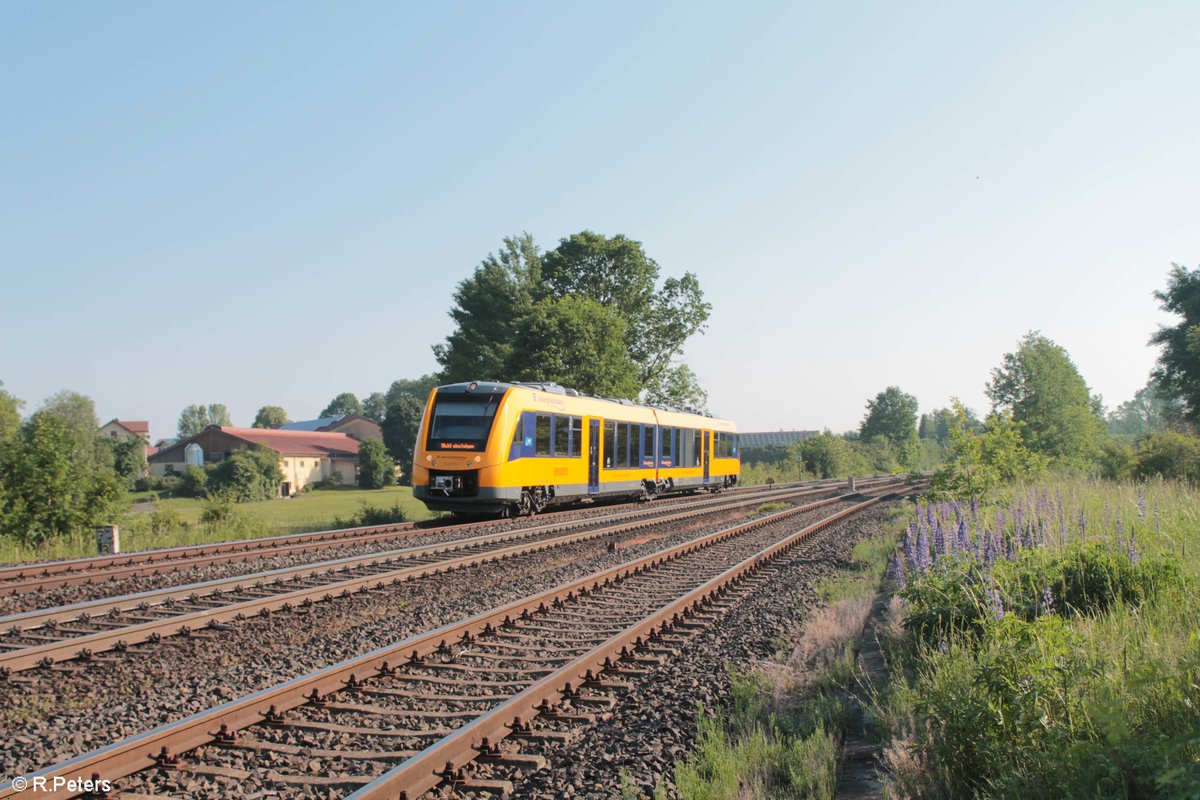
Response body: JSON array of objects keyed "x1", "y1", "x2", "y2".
[
  {"x1": 0, "y1": 477, "x2": 889, "y2": 598},
  {"x1": 0, "y1": 483, "x2": 918, "y2": 799},
  {"x1": 0, "y1": 480, "x2": 904, "y2": 674}
]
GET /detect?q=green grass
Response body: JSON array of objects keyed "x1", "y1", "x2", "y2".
[
  {"x1": 0, "y1": 486, "x2": 433, "y2": 563},
  {"x1": 148, "y1": 485, "x2": 428, "y2": 527}
]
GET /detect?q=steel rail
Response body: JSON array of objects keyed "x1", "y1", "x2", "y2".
[
  {"x1": 0, "y1": 484, "x2": 910, "y2": 800},
  {"x1": 0, "y1": 477, "x2": 888, "y2": 596},
  {"x1": 0, "y1": 481, "x2": 849, "y2": 633},
  {"x1": 348, "y1": 491, "x2": 905, "y2": 800},
  {"x1": 0, "y1": 482, "x2": 903, "y2": 674}
]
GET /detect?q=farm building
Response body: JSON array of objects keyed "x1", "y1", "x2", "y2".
[
  {"x1": 278, "y1": 414, "x2": 382, "y2": 440},
  {"x1": 148, "y1": 426, "x2": 362, "y2": 495},
  {"x1": 98, "y1": 419, "x2": 151, "y2": 443}
]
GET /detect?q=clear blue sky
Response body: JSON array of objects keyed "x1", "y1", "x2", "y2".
[{"x1": 2, "y1": 2, "x2": 1197, "y2": 439}]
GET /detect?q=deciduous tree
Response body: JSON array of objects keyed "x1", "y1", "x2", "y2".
[
  {"x1": 642, "y1": 363, "x2": 709, "y2": 410},
  {"x1": 178, "y1": 404, "x2": 233, "y2": 438},
  {"x1": 434, "y1": 233, "x2": 543, "y2": 383},
  {"x1": 382, "y1": 394, "x2": 425, "y2": 481},
  {"x1": 929, "y1": 401, "x2": 1048, "y2": 500},
  {"x1": 1108, "y1": 381, "x2": 1186, "y2": 438},
  {"x1": 385, "y1": 375, "x2": 440, "y2": 407},
  {"x1": 985, "y1": 332, "x2": 1105, "y2": 468},
  {"x1": 320, "y1": 393, "x2": 363, "y2": 419},
  {"x1": 252, "y1": 405, "x2": 290, "y2": 429},
  {"x1": 40, "y1": 390, "x2": 99, "y2": 461},
  {"x1": 0, "y1": 380, "x2": 23, "y2": 443},
  {"x1": 0, "y1": 412, "x2": 126, "y2": 545},
  {"x1": 508, "y1": 296, "x2": 641, "y2": 398},
  {"x1": 362, "y1": 392, "x2": 388, "y2": 423},
  {"x1": 357, "y1": 438, "x2": 396, "y2": 489},
  {"x1": 860, "y1": 386, "x2": 920, "y2": 467},
  {"x1": 1150, "y1": 264, "x2": 1200, "y2": 424},
  {"x1": 433, "y1": 231, "x2": 710, "y2": 403}
]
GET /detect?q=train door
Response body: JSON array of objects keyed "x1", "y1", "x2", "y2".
[
  {"x1": 703, "y1": 430, "x2": 711, "y2": 484},
  {"x1": 588, "y1": 419, "x2": 600, "y2": 493}
]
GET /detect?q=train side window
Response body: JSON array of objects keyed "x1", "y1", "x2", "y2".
[
  {"x1": 553, "y1": 414, "x2": 569, "y2": 456},
  {"x1": 679, "y1": 428, "x2": 691, "y2": 468},
  {"x1": 535, "y1": 414, "x2": 551, "y2": 456},
  {"x1": 604, "y1": 420, "x2": 616, "y2": 468},
  {"x1": 694, "y1": 430, "x2": 703, "y2": 466},
  {"x1": 511, "y1": 416, "x2": 523, "y2": 446},
  {"x1": 661, "y1": 427, "x2": 674, "y2": 465},
  {"x1": 642, "y1": 425, "x2": 653, "y2": 467},
  {"x1": 570, "y1": 416, "x2": 582, "y2": 457}
]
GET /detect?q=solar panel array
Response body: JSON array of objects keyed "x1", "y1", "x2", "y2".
[{"x1": 738, "y1": 430, "x2": 817, "y2": 448}]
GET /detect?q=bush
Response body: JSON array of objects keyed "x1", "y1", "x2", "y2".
[
  {"x1": 335, "y1": 500, "x2": 408, "y2": 528},
  {"x1": 178, "y1": 465, "x2": 209, "y2": 497},
  {"x1": 1131, "y1": 431, "x2": 1200, "y2": 482},
  {"x1": 208, "y1": 446, "x2": 282, "y2": 502},
  {"x1": 197, "y1": 498, "x2": 256, "y2": 536}
]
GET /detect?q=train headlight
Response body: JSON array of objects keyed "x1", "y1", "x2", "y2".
[
  {"x1": 475, "y1": 456, "x2": 481, "y2": 463},
  {"x1": 426, "y1": 455, "x2": 432, "y2": 461}
]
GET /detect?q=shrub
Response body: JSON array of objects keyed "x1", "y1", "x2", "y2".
[
  {"x1": 208, "y1": 446, "x2": 282, "y2": 502},
  {"x1": 197, "y1": 498, "x2": 255, "y2": 537},
  {"x1": 335, "y1": 500, "x2": 408, "y2": 528},
  {"x1": 178, "y1": 464, "x2": 209, "y2": 498},
  {"x1": 1131, "y1": 431, "x2": 1200, "y2": 482}
]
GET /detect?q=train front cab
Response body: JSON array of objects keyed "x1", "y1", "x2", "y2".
[{"x1": 412, "y1": 382, "x2": 525, "y2": 515}]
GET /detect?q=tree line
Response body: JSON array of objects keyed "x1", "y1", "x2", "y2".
[{"x1": 743, "y1": 260, "x2": 1200, "y2": 497}]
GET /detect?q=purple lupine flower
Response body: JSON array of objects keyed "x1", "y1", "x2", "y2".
[
  {"x1": 903, "y1": 528, "x2": 916, "y2": 568},
  {"x1": 956, "y1": 518, "x2": 969, "y2": 552},
  {"x1": 986, "y1": 587, "x2": 1005, "y2": 622},
  {"x1": 1042, "y1": 586, "x2": 1055, "y2": 615},
  {"x1": 933, "y1": 522, "x2": 945, "y2": 560},
  {"x1": 916, "y1": 527, "x2": 931, "y2": 571},
  {"x1": 1128, "y1": 528, "x2": 1140, "y2": 566},
  {"x1": 1116, "y1": 515, "x2": 1124, "y2": 542},
  {"x1": 971, "y1": 496, "x2": 980, "y2": 520},
  {"x1": 890, "y1": 553, "x2": 907, "y2": 589},
  {"x1": 983, "y1": 534, "x2": 995, "y2": 569},
  {"x1": 1137, "y1": 488, "x2": 1146, "y2": 521}
]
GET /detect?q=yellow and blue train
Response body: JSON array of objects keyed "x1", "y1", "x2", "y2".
[{"x1": 412, "y1": 381, "x2": 740, "y2": 516}]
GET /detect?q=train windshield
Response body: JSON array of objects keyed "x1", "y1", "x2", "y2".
[{"x1": 427, "y1": 394, "x2": 500, "y2": 450}]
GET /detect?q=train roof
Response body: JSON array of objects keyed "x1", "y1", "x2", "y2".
[{"x1": 433, "y1": 381, "x2": 735, "y2": 430}]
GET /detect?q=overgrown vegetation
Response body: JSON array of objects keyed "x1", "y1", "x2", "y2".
[
  {"x1": 660, "y1": 530, "x2": 900, "y2": 799},
  {"x1": 876, "y1": 481, "x2": 1200, "y2": 799}
]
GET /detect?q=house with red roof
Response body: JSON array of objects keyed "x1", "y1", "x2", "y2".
[
  {"x1": 147, "y1": 426, "x2": 362, "y2": 495},
  {"x1": 99, "y1": 419, "x2": 151, "y2": 443}
]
